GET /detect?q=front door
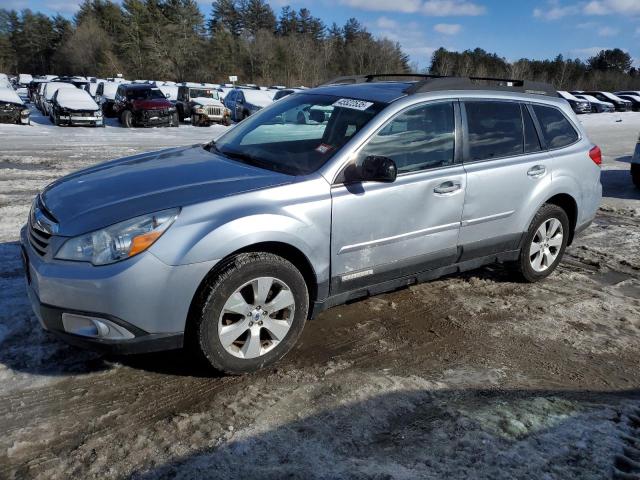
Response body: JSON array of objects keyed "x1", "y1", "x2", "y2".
[{"x1": 330, "y1": 100, "x2": 466, "y2": 294}]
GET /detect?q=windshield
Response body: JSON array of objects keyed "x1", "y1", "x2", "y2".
[
  {"x1": 126, "y1": 88, "x2": 166, "y2": 100},
  {"x1": 210, "y1": 93, "x2": 385, "y2": 175},
  {"x1": 190, "y1": 88, "x2": 218, "y2": 100}
]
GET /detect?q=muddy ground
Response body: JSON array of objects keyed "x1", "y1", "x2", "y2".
[{"x1": 0, "y1": 109, "x2": 639, "y2": 479}]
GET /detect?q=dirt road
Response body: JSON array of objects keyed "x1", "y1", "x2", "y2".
[{"x1": 0, "y1": 110, "x2": 639, "y2": 479}]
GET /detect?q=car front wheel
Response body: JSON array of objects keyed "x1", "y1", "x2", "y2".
[
  {"x1": 514, "y1": 204, "x2": 570, "y2": 282},
  {"x1": 121, "y1": 110, "x2": 133, "y2": 128},
  {"x1": 191, "y1": 252, "x2": 308, "y2": 374}
]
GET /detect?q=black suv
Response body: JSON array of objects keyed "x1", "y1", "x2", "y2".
[{"x1": 113, "y1": 84, "x2": 178, "y2": 128}]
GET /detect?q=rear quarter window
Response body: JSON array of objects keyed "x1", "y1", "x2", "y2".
[{"x1": 532, "y1": 104, "x2": 579, "y2": 149}]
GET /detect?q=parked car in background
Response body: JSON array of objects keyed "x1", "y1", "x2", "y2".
[
  {"x1": 156, "y1": 83, "x2": 179, "y2": 102},
  {"x1": 582, "y1": 91, "x2": 632, "y2": 111},
  {"x1": 49, "y1": 88, "x2": 103, "y2": 127},
  {"x1": 113, "y1": 83, "x2": 178, "y2": 128},
  {"x1": 0, "y1": 87, "x2": 30, "y2": 125},
  {"x1": 632, "y1": 132, "x2": 640, "y2": 188},
  {"x1": 175, "y1": 84, "x2": 230, "y2": 126},
  {"x1": 85, "y1": 80, "x2": 104, "y2": 99},
  {"x1": 615, "y1": 90, "x2": 640, "y2": 98},
  {"x1": 17, "y1": 74, "x2": 33, "y2": 87},
  {"x1": 573, "y1": 94, "x2": 615, "y2": 113},
  {"x1": 51, "y1": 76, "x2": 90, "y2": 90},
  {"x1": 616, "y1": 94, "x2": 640, "y2": 112},
  {"x1": 224, "y1": 88, "x2": 274, "y2": 121},
  {"x1": 35, "y1": 82, "x2": 49, "y2": 112},
  {"x1": 42, "y1": 82, "x2": 78, "y2": 116},
  {"x1": 95, "y1": 81, "x2": 119, "y2": 117},
  {"x1": 557, "y1": 91, "x2": 590, "y2": 114}
]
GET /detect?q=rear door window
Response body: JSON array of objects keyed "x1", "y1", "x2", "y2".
[
  {"x1": 531, "y1": 104, "x2": 579, "y2": 149},
  {"x1": 464, "y1": 101, "x2": 524, "y2": 161}
]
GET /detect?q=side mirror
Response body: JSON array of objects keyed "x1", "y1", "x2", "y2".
[{"x1": 358, "y1": 155, "x2": 397, "y2": 183}]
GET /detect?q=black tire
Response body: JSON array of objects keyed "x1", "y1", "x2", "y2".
[
  {"x1": 514, "y1": 204, "x2": 570, "y2": 283},
  {"x1": 52, "y1": 113, "x2": 60, "y2": 126},
  {"x1": 121, "y1": 110, "x2": 133, "y2": 128},
  {"x1": 222, "y1": 116, "x2": 231, "y2": 126},
  {"x1": 171, "y1": 112, "x2": 179, "y2": 127},
  {"x1": 190, "y1": 252, "x2": 309, "y2": 374},
  {"x1": 632, "y1": 163, "x2": 640, "y2": 189}
]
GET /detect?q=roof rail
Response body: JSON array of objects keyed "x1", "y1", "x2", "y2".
[
  {"x1": 318, "y1": 73, "x2": 444, "y2": 86},
  {"x1": 319, "y1": 73, "x2": 556, "y2": 96},
  {"x1": 405, "y1": 76, "x2": 556, "y2": 96}
]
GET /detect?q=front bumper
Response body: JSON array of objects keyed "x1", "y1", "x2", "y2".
[
  {"x1": 57, "y1": 113, "x2": 103, "y2": 127},
  {"x1": 21, "y1": 226, "x2": 218, "y2": 353},
  {"x1": 135, "y1": 110, "x2": 174, "y2": 127}
]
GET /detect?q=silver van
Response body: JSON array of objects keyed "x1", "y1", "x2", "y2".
[{"x1": 22, "y1": 75, "x2": 602, "y2": 373}]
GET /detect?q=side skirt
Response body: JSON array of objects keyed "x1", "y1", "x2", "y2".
[{"x1": 310, "y1": 249, "x2": 520, "y2": 318}]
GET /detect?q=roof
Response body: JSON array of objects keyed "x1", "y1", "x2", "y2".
[{"x1": 313, "y1": 74, "x2": 558, "y2": 104}]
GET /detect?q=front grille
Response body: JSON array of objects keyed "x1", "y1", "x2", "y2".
[
  {"x1": 28, "y1": 221, "x2": 51, "y2": 256},
  {"x1": 206, "y1": 106, "x2": 222, "y2": 116}
]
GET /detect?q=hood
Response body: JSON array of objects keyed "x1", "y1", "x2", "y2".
[
  {"x1": 191, "y1": 97, "x2": 223, "y2": 107},
  {"x1": 56, "y1": 91, "x2": 99, "y2": 111},
  {"x1": 41, "y1": 145, "x2": 292, "y2": 236},
  {"x1": 0, "y1": 87, "x2": 23, "y2": 106},
  {"x1": 132, "y1": 98, "x2": 173, "y2": 110}
]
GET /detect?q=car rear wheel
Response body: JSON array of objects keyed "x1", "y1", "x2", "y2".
[
  {"x1": 121, "y1": 110, "x2": 133, "y2": 128},
  {"x1": 514, "y1": 204, "x2": 569, "y2": 283},
  {"x1": 191, "y1": 252, "x2": 308, "y2": 374},
  {"x1": 632, "y1": 164, "x2": 640, "y2": 189}
]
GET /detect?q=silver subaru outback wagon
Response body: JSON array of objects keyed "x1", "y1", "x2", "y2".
[{"x1": 21, "y1": 74, "x2": 602, "y2": 373}]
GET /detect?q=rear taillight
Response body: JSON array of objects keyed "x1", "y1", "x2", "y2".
[{"x1": 589, "y1": 145, "x2": 602, "y2": 166}]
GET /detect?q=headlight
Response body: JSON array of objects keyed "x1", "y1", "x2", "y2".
[
  {"x1": 194, "y1": 107, "x2": 205, "y2": 114},
  {"x1": 168, "y1": 106, "x2": 176, "y2": 112},
  {"x1": 96, "y1": 110, "x2": 102, "y2": 117},
  {"x1": 21, "y1": 109, "x2": 29, "y2": 116},
  {"x1": 55, "y1": 208, "x2": 179, "y2": 265}
]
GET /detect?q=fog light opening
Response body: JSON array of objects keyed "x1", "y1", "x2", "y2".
[{"x1": 61, "y1": 313, "x2": 135, "y2": 340}]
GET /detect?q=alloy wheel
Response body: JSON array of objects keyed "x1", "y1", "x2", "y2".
[
  {"x1": 529, "y1": 217, "x2": 563, "y2": 272},
  {"x1": 217, "y1": 277, "x2": 295, "y2": 359}
]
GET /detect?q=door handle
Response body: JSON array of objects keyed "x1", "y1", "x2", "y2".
[
  {"x1": 527, "y1": 165, "x2": 546, "y2": 177},
  {"x1": 434, "y1": 181, "x2": 462, "y2": 195}
]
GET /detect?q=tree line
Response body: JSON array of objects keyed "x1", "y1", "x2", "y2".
[
  {"x1": 429, "y1": 47, "x2": 640, "y2": 91},
  {"x1": 0, "y1": 0, "x2": 409, "y2": 86},
  {"x1": 0, "y1": 0, "x2": 637, "y2": 90}
]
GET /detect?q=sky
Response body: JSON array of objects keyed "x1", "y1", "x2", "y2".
[{"x1": 7, "y1": 0, "x2": 640, "y2": 68}]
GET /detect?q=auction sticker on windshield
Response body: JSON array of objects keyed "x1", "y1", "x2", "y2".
[{"x1": 332, "y1": 98, "x2": 374, "y2": 111}]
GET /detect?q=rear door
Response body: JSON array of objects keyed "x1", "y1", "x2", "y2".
[
  {"x1": 330, "y1": 100, "x2": 466, "y2": 294},
  {"x1": 459, "y1": 100, "x2": 551, "y2": 260}
]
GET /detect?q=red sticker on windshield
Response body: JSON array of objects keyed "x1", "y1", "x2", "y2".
[{"x1": 315, "y1": 143, "x2": 334, "y2": 154}]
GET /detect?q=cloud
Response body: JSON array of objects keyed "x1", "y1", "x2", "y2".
[
  {"x1": 376, "y1": 16, "x2": 399, "y2": 29},
  {"x1": 597, "y1": 26, "x2": 619, "y2": 36},
  {"x1": 341, "y1": 0, "x2": 423, "y2": 13},
  {"x1": 585, "y1": 0, "x2": 640, "y2": 15},
  {"x1": 421, "y1": 0, "x2": 486, "y2": 16},
  {"x1": 534, "y1": 0, "x2": 640, "y2": 20},
  {"x1": 434, "y1": 23, "x2": 462, "y2": 34},
  {"x1": 341, "y1": 0, "x2": 486, "y2": 16},
  {"x1": 533, "y1": 2, "x2": 580, "y2": 20}
]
